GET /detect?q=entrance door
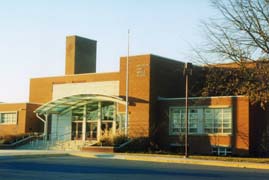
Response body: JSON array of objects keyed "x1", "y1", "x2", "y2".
[
  {"x1": 71, "y1": 121, "x2": 82, "y2": 140},
  {"x1": 101, "y1": 121, "x2": 113, "y2": 134},
  {"x1": 86, "y1": 122, "x2": 97, "y2": 140}
]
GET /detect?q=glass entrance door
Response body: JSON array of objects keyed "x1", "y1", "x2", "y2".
[
  {"x1": 86, "y1": 122, "x2": 97, "y2": 140},
  {"x1": 72, "y1": 121, "x2": 82, "y2": 140},
  {"x1": 101, "y1": 121, "x2": 113, "y2": 134},
  {"x1": 70, "y1": 101, "x2": 118, "y2": 141}
]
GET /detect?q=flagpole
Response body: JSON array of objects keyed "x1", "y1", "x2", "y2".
[{"x1": 125, "y1": 29, "x2": 130, "y2": 136}]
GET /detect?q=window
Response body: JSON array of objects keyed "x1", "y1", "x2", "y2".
[
  {"x1": 101, "y1": 102, "x2": 115, "y2": 120},
  {"x1": 169, "y1": 107, "x2": 232, "y2": 135},
  {"x1": 204, "y1": 108, "x2": 232, "y2": 134},
  {"x1": 223, "y1": 108, "x2": 232, "y2": 133},
  {"x1": 189, "y1": 109, "x2": 198, "y2": 133},
  {"x1": 212, "y1": 146, "x2": 232, "y2": 156},
  {"x1": 170, "y1": 108, "x2": 185, "y2": 134},
  {"x1": 116, "y1": 113, "x2": 126, "y2": 133},
  {"x1": 169, "y1": 107, "x2": 198, "y2": 135},
  {"x1": 0, "y1": 112, "x2": 17, "y2": 124}
]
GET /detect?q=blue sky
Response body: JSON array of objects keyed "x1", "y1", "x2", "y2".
[{"x1": 0, "y1": 0, "x2": 216, "y2": 102}]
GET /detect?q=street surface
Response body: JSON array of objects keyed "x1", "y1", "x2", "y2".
[{"x1": 0, "y1": 156, "x2": 269, "y2": 180}]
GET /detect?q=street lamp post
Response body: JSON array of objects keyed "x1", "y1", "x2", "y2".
[{"x1": 183, "y1": 62, "x2": 192, "y2": 158}]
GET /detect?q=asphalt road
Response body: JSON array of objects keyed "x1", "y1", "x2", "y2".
[{"x1": 0, "y1": 156, "x2": 269, "y2": 180}]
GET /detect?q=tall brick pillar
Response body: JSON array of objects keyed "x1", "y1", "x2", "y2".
[{"x1": 65, "y1": 35, "x2": 97, "y2": 75}]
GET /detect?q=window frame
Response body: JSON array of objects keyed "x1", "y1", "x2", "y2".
[
  {"x1": 169, "y1": 106, "x2": 232, "y2": 136},
  {"x1": 0, "y1": 111, "x2": 18, "y2": 125},
  {"x1": 169, "y1": 107, "x2": 199, "y2": 135}
]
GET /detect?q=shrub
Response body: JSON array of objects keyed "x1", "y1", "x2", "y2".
[
  {"x1": 118, "y1": 137, "x2": 150, "y2": 152},
  {"x1": 97, "y1": 130, "x2": 129, "y2": 147},
  {"x1": 118, "y1": 137, "x2": 161, "y2": 153},
  {"x1": 113, "y1": 134, "x2": 129, "y2": 147}
]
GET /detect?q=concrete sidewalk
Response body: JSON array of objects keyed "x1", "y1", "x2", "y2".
[
  {"x1": 1, "y1": 150, "x2": 269, "y2": 170},
  {"x1": 70, "y1": 152, "x2": 269, "y2": 170},
  {"x1": 0, "y1": 150, "x2": 68, "y2": 157}
]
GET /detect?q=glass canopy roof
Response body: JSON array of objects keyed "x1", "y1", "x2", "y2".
[{"x1": 34, "y1": 94, "x2": 126, "y2": 115}]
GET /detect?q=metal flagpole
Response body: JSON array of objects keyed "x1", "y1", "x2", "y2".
[{"x1": 125, "y1": 29, "x2": 130, "y2": 136}]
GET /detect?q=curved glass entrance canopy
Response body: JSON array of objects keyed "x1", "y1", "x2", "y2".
[
  {"x1": 35, "y1": 94, "x2": 127, "y2": 141},
  {"x1": 35, "y1": 94, "x2": 126, "y2": 115}
]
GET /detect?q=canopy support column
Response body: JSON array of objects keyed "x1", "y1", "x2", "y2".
[
  {"x1": 36, "y1": 113, "x2": 48, "y2": 141},
  {"x1": 112, "y1": 102, "x2": 117, "y2": 135},
  {"x1": 97, "y1": 102, "x2": 102, "y2": 141},
  {"x1": 82, "y1": 104, "x2": 87, "y2": 141},
  {"x1": 44, "y1": 114, "x2": 48, "y2": 140}
]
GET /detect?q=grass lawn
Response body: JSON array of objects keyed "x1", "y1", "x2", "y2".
[{"x1": 120, "y1": 153, "x2": 269, "y2": 164}]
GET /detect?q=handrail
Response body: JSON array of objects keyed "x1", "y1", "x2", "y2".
[
  {"x1": 22, "y1": 131, "x2": 96, "y2": 150},
  {"x1": 117, "y1": 139, "x2": 133, "y2": 149},
  {"x1": 0, "y1": 134, "x2": 39, "y2": 147},
  {"x1": 49, "y1": 132, "x2": 73, "y2": 140}
]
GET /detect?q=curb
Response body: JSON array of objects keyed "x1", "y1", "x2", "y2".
[
  {"x1": 1, "y1": 150, "x2": 269, "y2": 170},
  {"x1": 69, "y1": 152, "x2": 269, "y2": 170}
]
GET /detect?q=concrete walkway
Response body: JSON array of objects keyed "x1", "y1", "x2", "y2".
[
  {"x1": 1, "y1": 150, "x2": 269, "y2": 170},
  {"x1": 0, "y1": 150, "x2": 68, "y2": 157}
]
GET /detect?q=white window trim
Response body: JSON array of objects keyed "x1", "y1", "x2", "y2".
[
  {"x1": 169, "y1": 106, "x2": 232, "y2": 136},
  {"x1": 0, "y1": 111, "x2": 18, "y2": 125}
]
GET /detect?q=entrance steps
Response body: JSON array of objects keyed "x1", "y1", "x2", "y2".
[
  {"x1": 50, "y1": 140, "x2": 97, "y2": 151},
  {"x1": 17, "y1": 140, "x2": 97, "y2": 151}
]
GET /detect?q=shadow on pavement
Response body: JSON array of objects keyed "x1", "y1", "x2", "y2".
[{"x1": 0, "y1": 161, "x2": 222, "y2": 178}]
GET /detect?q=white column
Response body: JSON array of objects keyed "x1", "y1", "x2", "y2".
[
  {"x1": 112, "y1": 102, "x2": 117, "y2": 135},
  {"x1": 44, "y1": 114, "x2": 48, "y2": 141},
  {"x1": 56, "y1": 114, "x2": 59, "y2": 140},
  {"x1": 82, "y1": 104, "x2": 87, "y2": 141},
  {"x1": 97, "y1": 102, "x2": 102, "y2": 141}
]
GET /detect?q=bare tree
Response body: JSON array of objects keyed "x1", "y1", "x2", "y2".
[
  {"x1": 190, "y1": 0, "x2": 269, "y2": 156},
  {"x1": 189, "y1": 0, "x2": 269, "y2": 108},
  {"x1": 198, "y1": 0, "x2": 269, "y2": 64}
]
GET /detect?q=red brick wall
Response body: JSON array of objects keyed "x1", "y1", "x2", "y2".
[
  {"x1": 0, "y1": 103, "x2": 41, "y2": 136},
  {"x1": 233, "y1": 97, "x2": 249, "y2": 155},
  {"x1": 118, "y1": 54, "x2": 187, "y2": 138},
  {"x1": 0, "y1": 103, "x2": 27, "y2": 136},
  {"x1": 149, "y1": 55, "x2": 185, "y2": 138},
  {"x1": 119, "y1": 55, "x2": 151, "y2": 137},
  {"x1": 25, "y1": 103, "x2": 43, "y2": 133},
  {"x1": 249, "y1": 104, "x2": 269, "y2": 155},
  {"x1": 0, "y1": 103, "x2": 42, "y2": 136},
  {"x1": 29, "y1": 72, "x2": 120, "y2": 104}
]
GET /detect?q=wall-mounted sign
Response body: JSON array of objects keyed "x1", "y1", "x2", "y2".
[{"x1": 136, "y1": 64, "x2": 148, "y2": 77}]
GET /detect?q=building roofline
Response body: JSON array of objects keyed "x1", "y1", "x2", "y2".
[
  {"x1": 30, "y1": 71, "x2": 120, "y2": 80},
  {"x1": 66, "y1": 35, "x2": 97, "y2": 42},
  {"x1": 120, "y1": 53, "x2": 186, "y2": 64},
  {"x1": 0, "y1": 102, "x2": 42, "y2": 105},
  {"x1": 158, "y1": 95, "x2": 248, "y2": 101}
]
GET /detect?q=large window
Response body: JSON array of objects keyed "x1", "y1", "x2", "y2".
[
  {"x1": 169, "y1": 108, "x2": 185, "y2": 134},
  {"x1": 101, "y1": 102, "x2": 115, "y2": 120},
  {"x1": 204, "y1": 108, "x2": 232, "y2": 134},
  {"x1": 169, "y1": 108, "x2": 198, "y2": 135},
  {"x1": 169, "y1": 107, "x2": 232, "y2": 135},
  {"x1": 0, "y1": 112, "x2": 17, "y2": 125},
  {"x1": 189, "y1": 109, "x2": 198, "y2": 133}
]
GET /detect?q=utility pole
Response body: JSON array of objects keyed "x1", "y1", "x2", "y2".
[{"x1": 183, "y1": 62, "x2": 192, "y2": 158}]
